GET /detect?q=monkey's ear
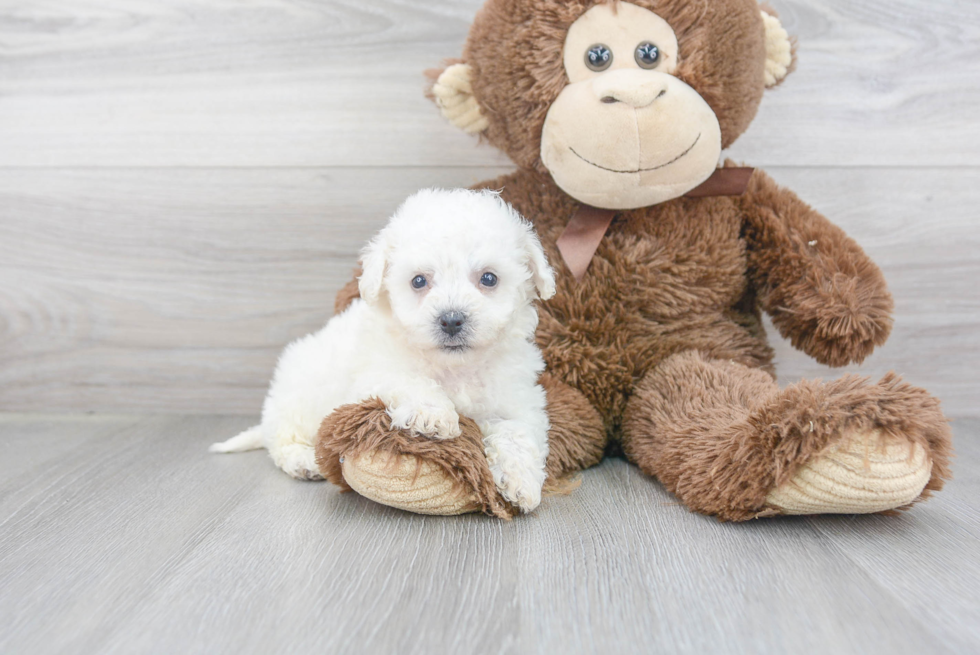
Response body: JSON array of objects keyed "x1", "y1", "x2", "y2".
[
  {"x1": 430, "y1": 63, "x2": 490, "y2": 134},
  {"x1": 358, "y1": 230, "x2": 388, "y2": 305},
  {"x1": 521, "y1": 225, "x2": 556, "y2": 301},
  {"x1": 761, "y1": 10, "x2": 795, "y2": 88}
]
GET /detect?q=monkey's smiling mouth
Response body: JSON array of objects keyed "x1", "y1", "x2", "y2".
[{"x1": 569, "y1": 133, "x2": 701, "y2": 174}]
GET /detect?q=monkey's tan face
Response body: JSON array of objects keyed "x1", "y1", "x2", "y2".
[{"x1": 540, "y1": 2, "x2": 722, "y2": 210}]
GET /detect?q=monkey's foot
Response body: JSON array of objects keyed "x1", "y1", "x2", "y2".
[
  {"x1": 341, "y1": 450, "x2": 481, "y2": 515},
  {"x1": 765, "y1": 429, "x2": 933, "y2": 515},
  {"x1": 315, "y1": 399, "x2": 516, "y2": 518}
]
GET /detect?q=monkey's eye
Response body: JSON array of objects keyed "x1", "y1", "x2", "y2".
[
  {"x1": 634, "y1": 42, "x2": 660, "y2": 69},
  {"x1": 585, "y1": 44, "x2": 613, "y2": 72},
  {"x1": 480, "y1": 272, "x2": 498, "y2": 288},
  {"x1": 411, "y1": 275, "x2": 427, "y2": 289}
]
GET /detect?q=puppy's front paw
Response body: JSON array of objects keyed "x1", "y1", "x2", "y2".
[
  {"x1": 485, "y1": 445, "x2": 544, "y2": 513},
  {"x1": 389, "y1": 401, "x2": 460, "y2": 439}
]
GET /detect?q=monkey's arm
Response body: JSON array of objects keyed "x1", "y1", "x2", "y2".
[{"x1": 738, "y1": 168, "x2": 893, "y2": 367}]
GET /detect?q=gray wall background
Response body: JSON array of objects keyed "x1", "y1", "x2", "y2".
[{"x1": 1, "y1": 0, "x2": 977, "y2": 416}]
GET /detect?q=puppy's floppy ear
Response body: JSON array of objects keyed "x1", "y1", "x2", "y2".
[
  {"x1": 358, "y1": 230, "x2": 388, "y2": 305},
  {"x1": 521, "y1": 225, "x2": 557, "y2": 300}
]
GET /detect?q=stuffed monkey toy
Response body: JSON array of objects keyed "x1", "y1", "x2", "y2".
[{"x1": 315, "y1": 0, "x2": 952, "y2": 521}]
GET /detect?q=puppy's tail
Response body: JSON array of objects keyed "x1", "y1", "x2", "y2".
[{"x1": 209, "y1": 426, "x2": 264, "y2": 453}]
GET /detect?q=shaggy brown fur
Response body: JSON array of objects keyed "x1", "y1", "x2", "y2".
[
  {"x1": 739, "y1": 170, "x2": 893, "y2": 367},
  {"x1": 317, "y1": 0, "x2": 952, "y2": 519},
  {"x1": 539, "y1": 373, "x2": 608, "y2": 481}
]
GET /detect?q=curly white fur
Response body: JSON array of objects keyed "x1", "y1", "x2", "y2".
[{"x1": 210, "y1": 189, "x2": 556, "y2": 513}]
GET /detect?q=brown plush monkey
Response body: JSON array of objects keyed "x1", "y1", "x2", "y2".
[{"x1": 315, "y1": 0, "x2": 952, "y2": 521}]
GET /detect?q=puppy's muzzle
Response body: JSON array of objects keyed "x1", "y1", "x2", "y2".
[{"x1": 438, "y1": 311, "x2": 466, "y2": 337}]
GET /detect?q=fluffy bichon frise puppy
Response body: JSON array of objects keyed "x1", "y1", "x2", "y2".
[{"x1": 210, "y1": 188, "x2": 556, "y2": 512}]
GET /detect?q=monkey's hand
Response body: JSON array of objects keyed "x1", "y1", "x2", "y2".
[
  {"x1": 739, "y1": 165, "x2": 893, "y2": 367},
  {"x1": 766, "y1": 267, "x2": 893, "y2": 367}
]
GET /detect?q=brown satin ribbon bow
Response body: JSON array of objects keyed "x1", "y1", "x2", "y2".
[{"x1": 556, "y1": 167, "x2": 755, "y2": 281}]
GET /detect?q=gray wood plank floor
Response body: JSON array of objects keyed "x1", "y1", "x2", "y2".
[{"x1": 0, "y1": 414, "x2": 977, "y2": 654}]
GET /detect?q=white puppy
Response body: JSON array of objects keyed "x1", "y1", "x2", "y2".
[{"x1": 210, "y1": 188, "x2": 556, "y2": 512}]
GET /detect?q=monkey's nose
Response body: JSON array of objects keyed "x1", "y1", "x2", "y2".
[
  {"x1": 438, "y1": 311, "x2": 466, "y2": 336},
  {"x1": 600, "y1": 88, "x2": 666, "y2": 106},
  {"x1": 593, "y1": 69, "x2": 669, "y2": 109}
]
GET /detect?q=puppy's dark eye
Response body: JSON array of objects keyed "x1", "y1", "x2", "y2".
[
  {"x1": 411, "y1": 275, "x2": 427, "y2": 289},
  {"x1": 585, "y1": 44, "x2": 613, "y2": 72},
  {"x1": 480, "y1": 272, "x2": 498, "y2": 287},
  {"x1": 634, "y1": 42, "x2": 660, "y2": 69}
]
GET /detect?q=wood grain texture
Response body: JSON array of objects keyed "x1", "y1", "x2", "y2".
[
  {"x1": 0, "y1": 0, "x2": 978, "y2": 167},
  {"x1": 2, "y1": 166, "x2": 977, "y2": 416},
  {"x1": 0, "y1": 414, "x2": 977, "y2": 654}
]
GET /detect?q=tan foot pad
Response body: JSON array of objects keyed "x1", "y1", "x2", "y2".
[
  {"x1": 766, "y1": 429, "x2": 932, "y2": 515},
  {"x1": 341, "y1": 450, "x2": 481, "y2": 516}
]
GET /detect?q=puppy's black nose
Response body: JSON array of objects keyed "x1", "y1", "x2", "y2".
[{"x1": 438, "y1": 311, "x2": 466, "y2": 336}]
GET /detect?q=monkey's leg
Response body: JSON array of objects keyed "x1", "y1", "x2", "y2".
[
  {"x1": 315, "y1": 374, "x2": 606, "y2": 517},
  {"x1": 621, "y1": 351, "x2": 952, "y2": 521}
]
